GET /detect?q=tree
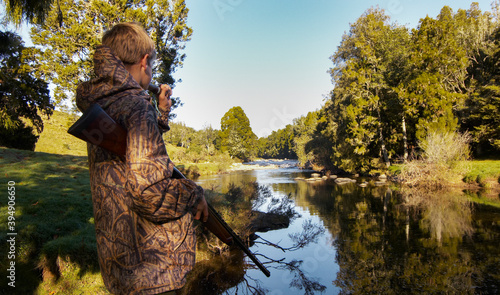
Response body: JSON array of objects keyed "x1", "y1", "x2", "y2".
[
  {"x1": 1, "y1": 0, "x2": 55, "y2": 25},
  {"x1": 454, "y1": 3, "x2": 500, "y2": 156},
  {"x1": 195, "y1": 124, "x2": 219, "y2": 155},
  {"x1": 292, "y1": 110, "x2": 330, "y2": 169},
  {"x1": 405, "y1": 8, "x2": 468, "y2": 140},
  {"x1": 29, "y1": 0, "x2": 192, "y2": 111},
  {"x1": 163, "y1": 121, "x2": 195, "y2": 148},
  {"x1": 329, "y1": 8, "x2": 400, "y2": 173},
  {"x1": 219, "y1": 106, "x2": 257, "y2": 161},
  {"x1": 462, "y1": 27, "x2": 500, "y2": 155},
  {"x1": 258, "y1": 125, "x2": 296, "y2": 159},
  {"x1": 0, "y1": 31, "x2": 53, "y2": 150}
]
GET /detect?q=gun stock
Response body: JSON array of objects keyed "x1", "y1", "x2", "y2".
[
  {"x1": 68, "y1": 104, "x2": 127, "y2": 158},
  {"x1": 68, "y1": 103, "x2": 270, "y2": 277}
]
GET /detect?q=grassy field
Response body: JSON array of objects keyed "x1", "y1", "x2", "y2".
[
  {"x1": 0, "y1": 147, "x2": 107, "y2": 294},
  {"x1": 462, "y1": 160, "x2": 500, "y2": 186},
  {"x1": 35, "y1": 110, "x2": 88, "y2": 156}
]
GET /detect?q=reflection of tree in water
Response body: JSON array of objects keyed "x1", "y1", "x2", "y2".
[
  {"x1": 181, "y1": 251, "x2": 246, "y2": 295},
  {"x1": 416, "y1": 190, "x2": 474, "y2": 245},
  {"x1": 182, "y1": 185, "x2": 328, "y2": 294},
  {"x1": 279, "y1": 259, "x2": 327, "y2": 295},
  {"x1": 186, "y1": 176, "x2": 500, "y2": 294},
  {"x1": 333, "y1": 184, "x2": 482, "y2": 294},
  {"x1": 256, "y1": 219, "x2": 327, "y2": 295}
]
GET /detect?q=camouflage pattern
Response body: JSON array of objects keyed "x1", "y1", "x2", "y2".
[{"x1": 76, "y1": 46, "x2": 203, "y2": 295}]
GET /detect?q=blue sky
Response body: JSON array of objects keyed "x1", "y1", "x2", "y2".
[
  {"x1": 4, "y1": 0, "x2": 495, "y2": 137},
  {"x1": 172, "y1": 0, "x2": 494, "y2": 137}
]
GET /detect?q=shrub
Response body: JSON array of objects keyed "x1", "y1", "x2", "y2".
[
  {"x1": 0, "y1": 123, "x2": 39, "y2": 150},
  {"x1": 419, "y1": 130, "x2": 471, "y2": 166},
  {"x1": 399, "y1": 130, "x2": 471, "y2": 188}
]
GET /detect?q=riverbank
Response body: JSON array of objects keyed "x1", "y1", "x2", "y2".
[
  {"x1": 227, "y1": 158, "x2": 500, "y2": 195},
  {"x1": 390, "y1": 160, "x2": 500, "y2": 198},
  {"x1": 228, "y1": 159, "x2": 300, "y2": 171}
]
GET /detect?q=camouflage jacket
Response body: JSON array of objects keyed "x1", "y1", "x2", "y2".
[{"x1": 76, "y1": 45, "x2": 203, "y2": 295}]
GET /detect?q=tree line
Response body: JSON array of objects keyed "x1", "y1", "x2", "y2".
[
  {"x1": 1, "y1": 1, "x2": 499, "y2": 174},
  {"x1": 263, "y1": 3, "x2": 500, "y2": 173}
]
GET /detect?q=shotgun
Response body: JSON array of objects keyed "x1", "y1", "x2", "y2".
[{"x1": 67, "y1": 94, "x2": 270, "y2": 277}]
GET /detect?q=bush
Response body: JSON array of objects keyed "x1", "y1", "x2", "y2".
[
  {"x1": 0, "y1": 123, "x2": 39, "y2": 150},
  {"x1": 399, "y1": 130, "x2": 471, "y2": 188},
  {"x1": 419, "y1": 130, "x2": 471, "y2": 165}
]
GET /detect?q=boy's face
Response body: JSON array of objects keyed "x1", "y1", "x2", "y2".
[
  {"x1": 144, "y1": 50, "x2": 157, "y2": 87},
  {"x1": 145, "y1": 57, "x2": 153, "y2": 85}
]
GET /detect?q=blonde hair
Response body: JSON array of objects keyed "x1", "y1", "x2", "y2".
[{"x1": 102, "y1": 22, "x2": 156, "y2": 65}]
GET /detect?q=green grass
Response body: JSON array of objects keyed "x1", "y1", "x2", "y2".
[
  {"x1": 35, "y1": 110, "x2": 88, "y2": 156},
  {"x1": 0, "y1": 147, "x2": 101, "y2": 294},
  {"x1": 462, "y1": 160, "x2": 500, "y2": 186}
]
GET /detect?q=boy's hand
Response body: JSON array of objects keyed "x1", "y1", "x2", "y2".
[
  {"x1": 194, "y1": 195, "x2": 209, "y2": 222},
  {"x1": 158, "y1": 84, "x2": 172, "y2": 112}
]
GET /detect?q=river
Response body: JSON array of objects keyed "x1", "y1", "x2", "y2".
[{"x1": 192, "y1": 160, "x2": 500, "y2": 294}]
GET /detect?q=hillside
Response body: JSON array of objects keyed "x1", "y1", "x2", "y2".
[{"x1": 35, "y1": 110, "x2": 88, "y2": 156}]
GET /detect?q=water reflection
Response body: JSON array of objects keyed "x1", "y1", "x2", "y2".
[
  {"x1": 181, "y1": 251, "x2": 246, "y2": 295},
  {"x1": 194, "y1": 166, "x2": 500, "y2": 294},
  {"x1": 409, "y1": 189, "x2": 474, "y2": 245}
]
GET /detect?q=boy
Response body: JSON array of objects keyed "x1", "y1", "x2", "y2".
[{"x1": 76, "y1": 22, "x2": 208, "y2": 295}]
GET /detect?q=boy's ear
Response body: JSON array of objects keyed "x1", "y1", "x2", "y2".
[{"x1": 140, "y1": 54, "x2": 149, "y2": 68}]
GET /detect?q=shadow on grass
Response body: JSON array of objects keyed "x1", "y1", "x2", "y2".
[{"x1": 0, "y1": 147, "x2": 100, "y2": 294}]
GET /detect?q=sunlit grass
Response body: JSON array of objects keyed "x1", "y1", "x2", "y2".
[
  {"x1": 35, "y1": 110, "x2": 235, "y2": 176},
  {"x1": 35, "y1": 110, "x2": 87, "y2": 156},
  {"x1": 0, "y1": 147, "x2": 98, "y2": 294},
  {"x1": 462, "y1": 160, "x2": 500, "y2": 186}
]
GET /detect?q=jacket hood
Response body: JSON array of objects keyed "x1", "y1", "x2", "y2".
[{"x1": 76, "y1": 45, "x2": 144, "y2": 112}]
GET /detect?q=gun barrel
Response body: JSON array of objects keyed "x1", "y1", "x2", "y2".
[{"x1": 207, "y1": 203, "x2": 271, "y2": 277}]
